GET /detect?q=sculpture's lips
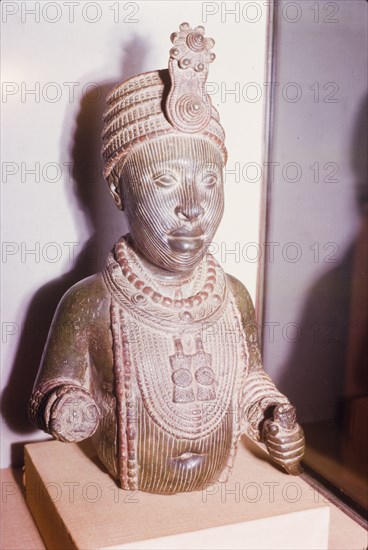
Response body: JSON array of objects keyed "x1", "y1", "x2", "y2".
[
  {"x1": 170, "y1": 226, "x2": 204, "y2": 238},
  {"x1": 168, "y1": 227, "x2": 204, "y2": 252}
]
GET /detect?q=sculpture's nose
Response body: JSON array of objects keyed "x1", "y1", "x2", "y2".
[
  {"x1": 175, "y1": 181, "x2": 204, "y2": 222},
  {"x1": 175, "y1": 202, "x2": 204, "y2": 222}
]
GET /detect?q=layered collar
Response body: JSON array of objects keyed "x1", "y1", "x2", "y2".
[{"x1": 103, "y1": 235, "x2": 229, "y2": 329}]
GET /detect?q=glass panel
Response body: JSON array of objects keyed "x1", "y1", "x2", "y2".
[{"x1": 262, "y1": 0, "x2": 367, "y2": 514}]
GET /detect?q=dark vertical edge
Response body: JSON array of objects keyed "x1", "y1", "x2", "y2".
[{"x1": 256, "y1": 0, "x2": 278, "y2": 341}]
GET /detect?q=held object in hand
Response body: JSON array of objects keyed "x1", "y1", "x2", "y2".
[{"x1": 262, "y1": 403, "x2": 305, "y2": 475}]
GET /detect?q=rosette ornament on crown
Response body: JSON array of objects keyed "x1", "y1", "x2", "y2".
[{"x1": 166, "y1": 22, "x2": 216, "y2": 133}]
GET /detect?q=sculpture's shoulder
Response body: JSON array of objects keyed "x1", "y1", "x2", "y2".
[
  {"x1": 55, "y1": 273, "x2": 111, "y2": 327},
  {"x1": 225, "y1": 273, "x2": 260, "y2": 351},
  {"x1": 225, "y1": 273, "x2": 256, "y2": 319}
]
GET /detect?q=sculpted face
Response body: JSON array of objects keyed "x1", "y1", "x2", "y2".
[{"x1": 116, "y1": 135, "x2": 225, "y2": 274}]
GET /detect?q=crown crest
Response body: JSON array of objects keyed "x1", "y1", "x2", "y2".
[{"x1": 166, "y1": 22, "x2": 216, "y2": 134}]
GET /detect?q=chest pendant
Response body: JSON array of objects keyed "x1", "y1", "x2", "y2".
[{"x1": 170, "y1": 336, "x2": 216, "y2": 404}]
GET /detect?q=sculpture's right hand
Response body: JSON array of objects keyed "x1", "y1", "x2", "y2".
[
  {"x1": 45, "y1": 385, "x2": 100, "y2": 443},
  {"x1": 262, "y1": 403, "x2": 305, "y2": 475}
]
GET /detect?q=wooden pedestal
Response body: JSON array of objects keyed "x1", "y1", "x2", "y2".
[{"x1": 25, "y1": 438, "x2": 329, "y2": 549}]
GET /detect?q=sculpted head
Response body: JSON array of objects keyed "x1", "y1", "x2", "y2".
[
  {"x1": 102, "y1": 23, "x2": 227, "y2": 274},
  {"x1": 109, "y1": 135, "x2": 224, "y2": 273}
]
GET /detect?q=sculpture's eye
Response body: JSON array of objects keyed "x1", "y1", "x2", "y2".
[
  {"x1": 152, "y1": 173, "x2": 177, "y2": 188},
  {"x1": 201, "y1": 172, "x2": 217, "y2": 187}
]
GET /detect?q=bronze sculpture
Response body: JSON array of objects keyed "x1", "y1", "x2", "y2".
[{"x1": 29, "y1": 23, "x2": 305, "y2": 494}]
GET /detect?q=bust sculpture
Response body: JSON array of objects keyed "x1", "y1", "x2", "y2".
[{"x1": 29, "y1": 23, "x2": 305, "y2": 494}]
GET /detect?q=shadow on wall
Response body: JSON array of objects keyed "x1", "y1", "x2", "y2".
[
  {"x1": 1, "y1": 35, "x2": 150, "y2": 466},
  {"x1": 276, "y1": 93, "x2": 368, "y2": 427}
]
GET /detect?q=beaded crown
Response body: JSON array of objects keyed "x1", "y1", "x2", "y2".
[{"x1": 101, "y1": 22, "x2": 227, "y2": 186}]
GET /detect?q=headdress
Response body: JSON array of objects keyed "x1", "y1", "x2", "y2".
[{"x1": 101, "y1": 23, "x2": 227, "y2": 187}]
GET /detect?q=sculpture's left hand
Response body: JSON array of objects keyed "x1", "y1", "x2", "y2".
[{"x1": 262, "y1": 403, "x2": 305, "y2": 475}]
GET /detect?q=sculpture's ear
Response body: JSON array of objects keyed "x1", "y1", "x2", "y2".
[{"x1": 108, "y1": 173, "x2": 124, "y2": 210}]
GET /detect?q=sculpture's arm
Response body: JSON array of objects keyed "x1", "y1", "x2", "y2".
[
  {"x1": 29, "y1": 274, "x2": 110, "y2": 442},
  {"x1": 227, "y1": 274, "x2": 305, "y2": 474}
]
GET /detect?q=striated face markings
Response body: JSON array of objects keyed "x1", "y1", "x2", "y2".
[{"x1": 120, "y1": 135, "x2": 225, "y2": 274}]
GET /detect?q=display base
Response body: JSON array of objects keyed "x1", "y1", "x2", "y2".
[{"x1": 25, "y1": 438, "x2": 329, "y2": 550}]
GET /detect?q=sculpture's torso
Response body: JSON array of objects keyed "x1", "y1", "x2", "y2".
[
  {"x1": 93, "y1": 380, "x2": 234, "y2": 495},
  {"x1": 29, "y1": 235, "x2": 301, "y2": 493},
  {"x1": 91, "y1": 237, "x2": 248, "y2": 493},
  {"x1": 137, "y1": 395, "x2": 233, "y2": 494}
]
